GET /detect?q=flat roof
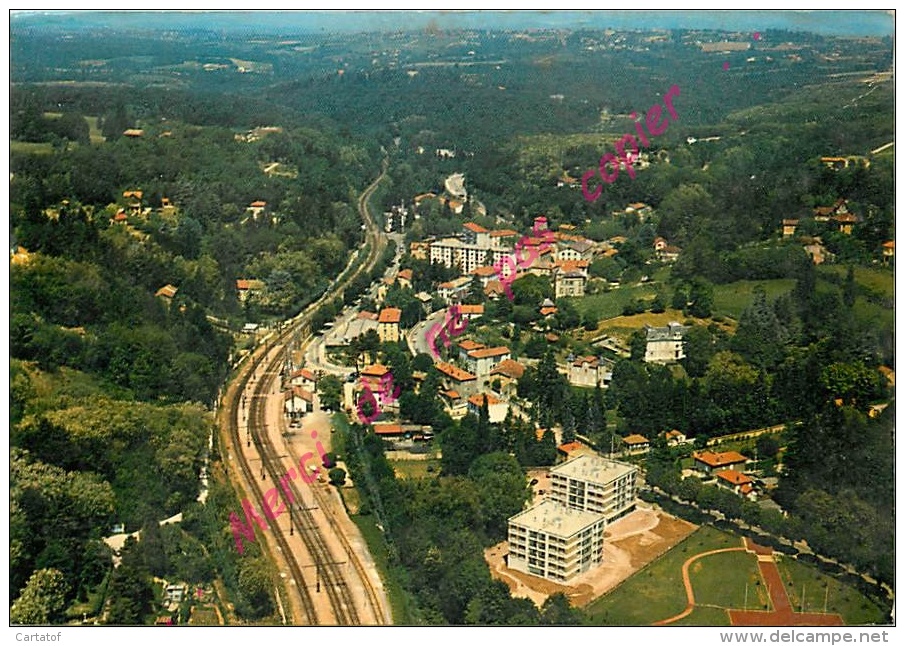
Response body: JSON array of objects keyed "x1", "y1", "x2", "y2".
[
  {"x1": 509, "y1": 499, "x2": 605, "y2": 538},
  {"x1": 550, "y1": 454, "x2": 637, "y2": 486}
]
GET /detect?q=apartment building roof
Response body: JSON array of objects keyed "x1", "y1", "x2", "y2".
[
  {"x1": 509, "y1": 499, "x2": 606, "y2": 538},
  {"x1": 467, "y1": 346, "x2": 510, "y2": 359},
  {"x1": 550, "y1": 454, "x2": 637, "y2": 485},
  {"x1": 435, "y1": 362, "x2": 477, "y2": 382},
  {"x1": 378, "y1": 308, "x2": 402, "y2": 324}
]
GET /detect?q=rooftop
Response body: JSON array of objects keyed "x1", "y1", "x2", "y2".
[
  {"x1": 716, "y1": 469, "x2": 754, "y2": 486},
  {"x1": 435, "y1": 362, "x2": 477, "y2": 382},
  {"x1": 550, "y1": 454, "x2": 637, "y2": 486},
  {"x1": 509, "y1": 499, "x2": 606, "y2": 538},
  {"x1": 468, "y1": 392, "x2": 502, "y2": 407},
  {"x1": 378, "y1": 308, "x2": 402, "y2": 324},
  {"x1": 693, "y1": 450, "x2": 748, "y2": 468},
  {"x1": 468, "y1": 346, "x2": 511, "y2": 359}
]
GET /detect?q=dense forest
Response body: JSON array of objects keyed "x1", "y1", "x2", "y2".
[{"x1": 9, "y1": 14, "x2": 894, "y2": 625}]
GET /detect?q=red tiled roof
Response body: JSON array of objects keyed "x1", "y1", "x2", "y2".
[
  {"x1": 250, "y1": 200, "x2": 267, "y2": 208},
  {"x1": 490, "y1": 358, "x2": 525, "y2": 379},
  {"x1": 458, "y1": 339, "x2": 486, "y2": 351},
  {"x1": 472, "y1": 265, "x2": 499, "y2": 277},
  {"x1": 558, "y1": 441, "x2": 583, "y2": 454},
  {"x1": 623, "y1": 434, "x2": 649, "y2": 445},
  {"x1": 490, "y1": 229, "x2": 519, "y2": 237},
  {"x1": 467, "y1": 346, "x2": 510, "y2": 359},
  {"x1": 436, "y1": 362, "x2": 476, "y2": 382},
  {"x1": 442, "y1": 389, "x2": 461, "y2": 400},
  {"x1": 882, "y1": 240, "x2": 895, "y2": 249},
  {"x1": 715, "y1": 469, "x2": 753, "y2": 486},
  {"x1": 540, "y1": 307, "x2": 558, "y2": 316},
  {"x1": 468, "y1": 392, "x2": 502, "y2": 407},
  {"x1": 694, "y1": 451, "x2": 748, "y2": 468},
  {"x1": 458, "y1": 304, "x2": 484, "y2": 315},
  {"x1": 357, "y1": 311, "x2": 378, "y2": 320},
  {"x1": 463, "y1": 222, "x2": 488, "y2": 233},
  {"x1": 373, "y1": 423, "x2": 404, "y2": 435},
  {"x1": 285, "y1": 386, "x2": 313, "y2": 402},
  {"x1": 397, "y1": 268, "x2": 413, "y2": 281},
  {"x1": 361, "y1": 363, "x2": 390, "y2": 377},
  {"x1": 378, "y1": 308, "x2": 402, "y2": 324},
  {"x1": 292, "y1": 368, "x2": 317, "y2": 382}
]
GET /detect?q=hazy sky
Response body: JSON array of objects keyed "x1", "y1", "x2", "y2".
[{"x1": 10, "y1": 9, "x2": 895, "y2": 37}]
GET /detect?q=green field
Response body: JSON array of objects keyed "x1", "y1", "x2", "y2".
[
  {"x1": 390, "y1": 458, "x2": 441, "y2": 479},
  {"x1": 690, "y1": 550, "x2": 769, "y2": 610},
  {"x1": 10, "y1": 140, "x2": 54, "y2": 155},
  {"x1": 585, "y1": 525, "x2": 888, "y2": 626},
  {"x1": 818, "y1": 265, "x2": 894, "y2": 299},
  {"x1": 775, "y1": 556, "x2": 888, "y2": 625},
  {"x1": 712, "y1": 279, "x2": 797, "y2": 319},
  {"x1": 585, "y1": 525, "x2": 743, "y2": 625},
  {"x1": 572, "y1": 283, "x2": 661, "y2": 322}
]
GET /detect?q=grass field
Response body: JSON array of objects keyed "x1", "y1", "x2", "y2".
[
  {"x1": 391, "y1": 458, "x2": 441, "y2": 479},
  {"x1": 817, "y1": 265, "x2": 894, "y2": 299},
  {"x1": 585, "y1": 524, "x2": 887, "y2": 626},
  {"x1": 572, "y1": 283, "x2": 661, "y2": 322},
  {"x1": 774, "y1": 556, "x2": 887, "y2": 625},
  {"x1": 10, "y1": 140, "x2": 54, "y2": 155},
  {"x1": 712, "y1": 279, "x2": 797, "y2": 319},
  {"x1": 690, "y1": 550, "x2": 769, "y2": 610},
  {"x1": 585, "y1": 525, "x2": 742, "y2": 625}
]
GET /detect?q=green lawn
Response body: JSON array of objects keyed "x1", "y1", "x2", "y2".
[
  {"x1": 585, "y1": 525, "x2": 743, "y2": 625},
  {"x1": 712, "y1": 279, "x2": 796, "y2": 319},
  {"x1": 585, "y1": 523, "x2": 889, "y2": 626},
  {"x1": 775, "y1": 556, "x2": 888, "y2": 625},
  {"x1": 817, "y1": 265, "x2": 894, "y2": 299},
  {"x1": 188, "y1": 606, "x2": 221, "y2": 626},
  {"x1": 690, "y1": 550, "x2": 770, "y2": 611},
  {"x1": 573, "y1": 283, "x2": 661, "y2": 322},
  {"x1": 671, "y1": 605, "x2": 731, "y2": 626},
  {"x1": 10, "y1": 140, "x2": 54, "y2": 155},
  {"x1": 390, "y1": 458, "x2": 440, "y2": 479}
]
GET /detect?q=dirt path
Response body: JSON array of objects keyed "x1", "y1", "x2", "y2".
[{"x1": 652, "y1": 545, "x2": 747, "y2": 625}]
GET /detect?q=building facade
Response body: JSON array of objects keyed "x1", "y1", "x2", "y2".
[
  {"x1": 644, "y1": 322, "x2": 688, "y2": 364},
  {"x1": 507, "y1": 499, "x2": 606, "y2": 583},
  {"x1": 549, "y1": 455, "x2": 639, "y2": 522}
]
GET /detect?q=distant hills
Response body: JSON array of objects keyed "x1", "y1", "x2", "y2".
[{"x1": 10, "y1": 10, "x2": 894, "y2": 38}]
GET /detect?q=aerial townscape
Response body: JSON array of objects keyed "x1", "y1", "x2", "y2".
[{"x1": 7, "y1": 9, "x2": 895, "y2": 632}]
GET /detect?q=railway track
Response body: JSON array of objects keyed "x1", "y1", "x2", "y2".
[{"x1": 220, "y1": 159, "x2": 390, "y2": 625}]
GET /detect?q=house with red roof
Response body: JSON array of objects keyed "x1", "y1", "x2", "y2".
[
  {"x1": 465, "y1": 346, "x2": 511, "y2": 377},
  {"x1": 436, "y1": 361, "x2": 478, "y2": 397},
  {"x1": 714, "y1": 469, "x2": 756, "y2": 500},
  {"x1": 377, "y1": 307, "x2": 402, "y2": 343},
  {"x1": 693, "y1": 450, "x2": 748, "y2": 475},
  {"x1": 284, "y1": 386, "x2": 314, "y2": 417}
]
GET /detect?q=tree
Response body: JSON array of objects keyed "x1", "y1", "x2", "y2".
[
  {"x1": 237, "y1": 558, "x2": 274, "y2": 619},
  {"x1": 468, "y1": 453, "x2": 531, "y2": 538},
  {"x1": 10, "y1": 568, "x2": 69, "y2": 625},
  {"x1": 540, "y1": 592, "x2": 582, "y2": 625},
  {"x1": 106, "y1": 562, "x2": 154, "y2": 625},
  {"x1": 731, "y1": 286, "x2": 788, "y2": 369},
  {"x1": 328, "y1": 467, "x2": 347, "y2": 486},
  {"x1": 688, "y1": 279, "x2": 714, "y2": 318},
  {"x1": 317, "y1": 374, "x2": 343, "y2": 411}
]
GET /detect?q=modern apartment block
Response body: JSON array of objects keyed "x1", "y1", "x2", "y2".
[
  {"x1": 507, "y1": 499, "x2": 606, "y2": 583},
  {"x1": 549, "y1": 455, "x2": 639, "y2": 522}
]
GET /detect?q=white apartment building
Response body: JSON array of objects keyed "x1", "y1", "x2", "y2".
[
  {"x1": 549, "y1": 455, "x2": 639, "y2": 522},
  {"x1": 507, "y1": 499, "x2": 606, "y2": 583},
  {"x1": 430, "y1": 234, "x2": 514, "y2": 276}
]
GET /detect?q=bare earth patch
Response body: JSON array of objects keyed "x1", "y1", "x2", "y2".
[{"x1": 485, "y1": 503, "x2": 697, "y2": 608}]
